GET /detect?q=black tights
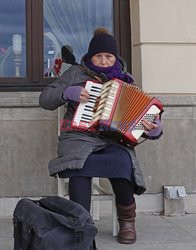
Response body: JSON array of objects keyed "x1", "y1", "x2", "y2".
[{"x1": 69, "y1": 176, "x2": 135, "y2": 212}]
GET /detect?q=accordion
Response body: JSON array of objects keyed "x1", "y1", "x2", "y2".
[{"x1": 72, "y1": 79, "x2": 163, "y2": 145}]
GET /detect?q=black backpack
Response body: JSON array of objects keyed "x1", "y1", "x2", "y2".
[{"x1": 13, "y1": 196, "x2": 97, "y2": 250}]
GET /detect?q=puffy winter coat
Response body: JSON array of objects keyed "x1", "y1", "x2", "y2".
[{"x1": 39, "y1": 60, "x2": 148, "y2": 195}]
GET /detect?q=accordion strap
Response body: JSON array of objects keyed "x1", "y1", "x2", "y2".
[{"x1": 79, "y1": 66, "x2": 103, "y2": 83}]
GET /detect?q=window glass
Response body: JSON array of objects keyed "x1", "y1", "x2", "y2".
[
  {"x1": 0, "y1": 0, "x2": 26, "y2": 77},
  {"x1": 43, "y1": 0, "x2": 113, "y2": 77}
]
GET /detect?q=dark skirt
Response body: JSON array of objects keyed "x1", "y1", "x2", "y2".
[{"x1": 58, "y1": 144, "x2": 133, "y2": 181}]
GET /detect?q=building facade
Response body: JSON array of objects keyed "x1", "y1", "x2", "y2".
[{"x1": 0, "y1": 0, "x2": 196, "y2": 215}]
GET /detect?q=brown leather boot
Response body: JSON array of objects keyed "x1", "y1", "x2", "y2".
[{"x1": 116, "y1": 202, "x2": 136, "y2": 244}]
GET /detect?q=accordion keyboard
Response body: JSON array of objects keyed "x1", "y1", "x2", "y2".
[
  {"x1": 72, "y1": 80, "x2": 120, "y2": 128},
  {"x1": 72, "y1": 81, "x2": 102, "y2": 127}
]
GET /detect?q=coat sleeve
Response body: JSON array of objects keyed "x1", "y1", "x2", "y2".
[{"x1": 39, "y1": 66, "x2": 80, "y2": 110}]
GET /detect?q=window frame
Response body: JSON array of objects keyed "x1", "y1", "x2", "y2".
[{"x1": 0, "y1": 0, "x2": 131, "y2": 91}]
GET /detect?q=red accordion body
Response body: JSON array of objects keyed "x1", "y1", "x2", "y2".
[{"x1": 72, "y1": 79, "x2": 163, "y2": 144}]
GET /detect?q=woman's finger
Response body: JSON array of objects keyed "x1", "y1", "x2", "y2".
[
  {"x1": 80, "y1": 89, "x2": 90, "y2": 102},
  {"x1": 142, "y1": 119, "x2": 157, "y2": 131},
  {"x1": 154, "y1": 113, "x2": 160, "y2": 121}
]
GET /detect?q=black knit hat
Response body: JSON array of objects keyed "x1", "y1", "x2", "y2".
[{"x1": 87, "y1": 28, "x2": 118, "y2": 59}]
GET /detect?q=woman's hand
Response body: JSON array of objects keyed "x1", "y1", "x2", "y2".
[
  {"x1": 79, "y1": 88, "x2": 90, "y2": 102},
  {"x1": 63, "y1": 86, "x2": 89, "y2": 102},
  {"x1": 142, "y1": 114, "x2": 162, "y2": 137}
]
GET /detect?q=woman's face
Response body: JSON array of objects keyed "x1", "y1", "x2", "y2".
[{"x1": 91, "y1": 52, "x2": 116, "y2": 67}]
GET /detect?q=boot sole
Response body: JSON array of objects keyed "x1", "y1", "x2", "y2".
[{"x1": 117, "y1": 238, "x2": 136, "y2": 244}]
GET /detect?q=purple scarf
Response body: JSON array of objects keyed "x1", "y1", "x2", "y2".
[{"x1": 85, "y1": 59, "x2": 134, "y2": 84}]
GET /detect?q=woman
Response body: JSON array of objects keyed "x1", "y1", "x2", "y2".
[{"x1": 39, "y1": 28, "x2": 162, "y2": 245}]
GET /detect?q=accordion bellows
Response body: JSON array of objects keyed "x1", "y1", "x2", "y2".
[{"x1": 72, "y1": 79, "x2": 163, "y2": 144}]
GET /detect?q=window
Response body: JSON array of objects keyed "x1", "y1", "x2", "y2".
[
  {"x1": 0, "y1": 0, "x2": 131, "y2": 90},
  {"x1": 0, "y1": 0, "x2": 26, "y2": 77},
  {"x1": 43, "y1": 0, "x2": 114, "y2": 77}
]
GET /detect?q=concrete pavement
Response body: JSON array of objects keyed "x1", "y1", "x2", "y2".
[
  {"x1": 96, "y1": 213, "x2": 196, "y2": 250},
  {"x1": 0, "y1": 211, "x2": 196, "y2": 250}
]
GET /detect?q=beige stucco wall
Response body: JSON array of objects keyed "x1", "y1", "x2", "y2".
[
  {"x1": 130, "y1": 0, "x2": 196, "y2": 93},
  {"x1": 129, "y1": 0, "x2": 196, "y2": 212}
]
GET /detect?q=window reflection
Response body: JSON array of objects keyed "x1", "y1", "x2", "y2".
[
  {"x1": 43, "y1": 0, "x2": 113, "y2": 77},
  {"x1": 0, "y1": 0, "x2": 26, "y2": 77}
]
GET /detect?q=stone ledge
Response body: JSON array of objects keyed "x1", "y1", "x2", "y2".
[
  {"x1": 155, "y1": 95, "x2": 196, "y2": 107},
  {"x1": 1, "y1": 93, "x2": 196, "y2": 108},
  {"x1": 0, "y1": 92, "x2": 40, "y2": 107},
  {"x1": 1, "y1": 193, "x2": 195, "y2": 217}
]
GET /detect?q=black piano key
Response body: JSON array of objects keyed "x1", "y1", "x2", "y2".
[
  {"x1": 89, "y1": 100, "x2": 95, "y2": 104},
  {"x1": 81, "y1": 117, "x2": 92, "y2": 121},
  {"x1": 85, "y1": 105, "x2": 94, "y2": 108},
  {"x1": 84, "y1": 108, "x2": 93, "y2": 112},
  {"x1": 90, "y1": 94, "x2": 98, "y2": 98},
  {"x1": 91, "y1": 89, "x2": 101, "y2": 93},
  {"x1": 91, "y1": 86, "x2": 102, "y2": 90},
  {"x1": 82, "y1": 114, "x2": 93, "y2": 118},
  {"x1": 89, "y1": 99, "x2": 96, "y2": 103}
]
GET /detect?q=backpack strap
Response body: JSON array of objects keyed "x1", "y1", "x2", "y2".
[{"x1": 92, "y1": 240, "x2": 97, "y2": 250}]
